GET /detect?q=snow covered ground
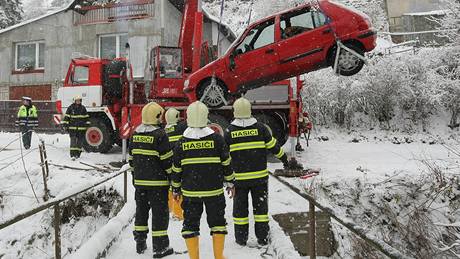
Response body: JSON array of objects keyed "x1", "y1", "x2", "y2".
[{"x1": 0, "y1": 128, "x2": 458, "y2": 258}]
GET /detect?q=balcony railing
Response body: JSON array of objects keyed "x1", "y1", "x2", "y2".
[{"x1": 73, "y1": 0, "x2": 155, "y2": 25}]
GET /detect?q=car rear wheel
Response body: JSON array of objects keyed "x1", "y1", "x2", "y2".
[
  {"x1": 208, "y1": 114, "x2": 229, "y2": 136},
  {"x1": 197, "y1": 78, "x2": 229, "y2": 108},
  {"x1": 254, "y1": 114, "x2": 287, "y2": 147},
  {"x1": 84, "y1": 118, "x2": 114, "y2": 153},
  {"x1": 331, "y1": 43, "x2": 365, "y2": 76}
]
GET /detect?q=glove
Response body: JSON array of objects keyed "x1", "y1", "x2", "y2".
[{"x1": 284, "y1": 157, "x2": 303, "y2": 170}]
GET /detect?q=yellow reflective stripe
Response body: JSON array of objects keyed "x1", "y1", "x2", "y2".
[
  {"x1": 211, "y1": 226, "x2": 227, "y2": 232},
  {"x1": 229, "y1": 141, "x2": 266, "y2": 152},
  {"x1": 254, "y1": 214, "x2": 269, "y2": 222},
  {"x1": 266, "y1": 137, "x2": 277, "y2": 149},
  {"x1": 134, "y1": 180, "x2": 169, "y2": 187},
  {"x1": 181, "y1": 157, "x2": 221, "y2": 165},
  {"x1": 70, "y1": 147, "x2": 82, "y2": 151},
  {"x1": 68, "y1": 114, "x2": 90, "y2": 119},
  {"x1": 221, "y1": 157, "x2": 231, "y2": 166},
  {"x1": 152, "y1": 230, "x2": 168, "y2": 237},
  {"x1": 68, "y1": 127, "x2": 88, "y2": 130},
  {"x1": 169, "y1": 135, "x2": 182, "y2": 142},
  {"x1": 235, "y1": 169, "x2": 269, "y2": 181},
  {"x1": 172, "y1": 181, "x2": 182, "y2": 188},
  {"x1": 128, "y1": 155, "x2": 133, "y2": 161},
  {"x1": 166, "y1": 167, "x2": 172, "y2": 174},
  {"x1": 225, "y1": 173, "x2": 235, "y2": 181},
  {"x1": 132, "y1": 149, "x2": 160, "y2": 157},
  {"x1": 134, "y1": 225, "x2": 149, "y2": 231},
  {"x1": 181, "y1": 231, "x2": 195, "y2": 236},
  {"x1": 275, "y1": 148, "x2": 285, "y2": 159},
  {"x1": 160, "y1": 151, "x2": 173, "y2": 160},
  {"x1": 172, "y1": 165, "x2": 182, "y2": 173},
  {"x1": 233, "y1": 217, "x2": 249, "y2": 225},
  {"x1": 182, "y1": 188, "x2": 224, "y2": 198}
]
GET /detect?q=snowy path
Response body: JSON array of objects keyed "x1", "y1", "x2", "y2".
[{"x1": 106, "y1": 173, "x2": 308, "y2": 259}]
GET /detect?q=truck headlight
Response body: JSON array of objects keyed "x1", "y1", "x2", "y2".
[{"x1": 184, "y1": 79, "x2": 190, "y2": 88}]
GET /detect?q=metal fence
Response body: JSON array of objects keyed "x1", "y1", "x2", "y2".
[
  {"x1": 0, "y1": 100, "x2": 59, "y2": 132},
  {"x1": 0, "y1": 167, "x2": 129, "y2": 259}
]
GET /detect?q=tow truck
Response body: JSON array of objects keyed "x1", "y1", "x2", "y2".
[{"x1": 55, "y1": 0, "x2": 372, "y2": 160}]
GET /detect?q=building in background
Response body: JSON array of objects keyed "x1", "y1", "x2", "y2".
[
  {"x1": 0, "y1": 0, "x2": 235, "y2": 101},
  {"x1": 385, "y1": 0, "x2": 447, "y2": 44}
]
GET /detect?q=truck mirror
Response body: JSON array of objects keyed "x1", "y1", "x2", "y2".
[{"x1": 177, "y1": 66, "x2": 182, "y2": 73}]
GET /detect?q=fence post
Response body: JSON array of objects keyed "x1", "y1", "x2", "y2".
[
  {"x1": 123, "y1": 171, "x2": 127, "y2": 203},
  {"x1": 54, "y1": 203, "x2": 61, "y2": 259},
  {"x1": 309, "y1": 201, "x2": 316, "y2": 259},
  {"x1": 41, "y1": 140, "x2": 50, "y2": 178},
  {"x1": 39, "y1": 143, "x2": 49, "y2": 201}
]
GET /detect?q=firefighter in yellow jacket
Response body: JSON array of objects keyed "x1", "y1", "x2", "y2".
[
  {"x1": 128, "y1": 102, "x2": 174, "y2": 258},
  {"x1": 165, "y1": 108, "x2": 187, "y2": 220},
  {"x1": 15, "y1": 96, "x2": 38, "y2": 150},
  {"x1": 224, "y1": 97, "x2": 289, "y2": 247},
  {"x1": 171, "y1": 101, "x2": 235, "y2": 259}
]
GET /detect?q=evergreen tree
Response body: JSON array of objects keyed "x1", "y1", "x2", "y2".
[{"x1": 0, "y1": 0, "x2": 23, "y2": 29}]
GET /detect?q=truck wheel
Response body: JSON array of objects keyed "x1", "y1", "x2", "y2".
[
  {"x1": 208, "y1": 114, "x2": 229, "y2": 136},
  {"x1": 84, "y1": 118, "x2": 114, "y2": 153},
  {"x1": 255, "y1": 114, "x2": 287, "y2": 147},
  {"x1": 197, "y1": 78, "x2": 229, "y2": 108},
  {"x1": 331, "y1": 43, "x2": 365, "y2": 76}
]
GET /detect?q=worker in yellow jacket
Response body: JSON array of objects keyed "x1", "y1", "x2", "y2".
[{"x1": 15, "y1": 96, "x2": 38, "y2": 149}]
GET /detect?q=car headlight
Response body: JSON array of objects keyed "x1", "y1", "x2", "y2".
[{"x1": 184, "y1": 79, "x2": 190, "y2": 88}]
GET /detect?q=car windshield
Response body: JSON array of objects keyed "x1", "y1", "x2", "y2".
[{"x1": 234, "y1": 18, "x2": 275, "y2": 55}]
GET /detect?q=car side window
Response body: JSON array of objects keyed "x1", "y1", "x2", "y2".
[
  {"x1": 235, "y1": 19, "x2": 275, "y2": 55},
  {"x1": 280, "y1": 8, "x2": 328, "y2": 39}
]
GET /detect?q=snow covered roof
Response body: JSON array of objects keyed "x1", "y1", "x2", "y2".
[
  {"x1": 0, "y1": 1, "x2": 74, "y2": 35},
  {"x1": 403, "y1": 10, "x2": 447, "y2": 16},
  {"x1": 0, "y1": 0, "x2": 236, "y2": 42}
]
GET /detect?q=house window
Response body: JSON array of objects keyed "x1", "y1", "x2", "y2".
[
  {"x1": 15, "y1": 41, "x2": 45, "y2": 71},
  {"x1": 99, "y1": 33, "x2": 129, "y2": 59}
]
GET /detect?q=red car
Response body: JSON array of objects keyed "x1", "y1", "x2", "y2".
[{"x1": 184, "y1": 0, "x2": 377, "y2": 107}]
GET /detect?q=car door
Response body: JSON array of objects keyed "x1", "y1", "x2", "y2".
[
  {"x1": 275, "y1": 7, "x2": 334, "y2": 78},
  {"x1": 230, "y1": 18, "x2": 279, "y2": 91}
]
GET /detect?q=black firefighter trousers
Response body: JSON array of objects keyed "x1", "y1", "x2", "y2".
[
  {"x1": 181, "y1": 194, "x2": 228, "y2": 239},
  {"x1": 20, "y1": 126, "x2": 32, "y2": 150},
  {"x1": 233, "y1": 183, "x2": 269, "y2": 243},
  {"x1": 134, "y1": 188, "x2": 170, "y2": 252},
  {"x1": 69, "y1": 131, "x2": 85, "y2": 158}
]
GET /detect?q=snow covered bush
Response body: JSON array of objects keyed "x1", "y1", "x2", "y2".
[
  {"x1": 437, "y1": 0, "x2": 460, "y2": 44},
  {"x1": 302, "y1": 46, "x2": 458, "y2": 132}
]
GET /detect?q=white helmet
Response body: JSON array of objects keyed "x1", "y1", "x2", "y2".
[
  {"x1": 142, "y1": 102, "x2": 165, "y2": 125},
  {"x1": 233, "y1": 97, "x2": 252, "y2": 119},
  {"x1": 165, "y1": 108, "x2": 180, "y2": 126},
  {"x1": 187, "y1": 101, "x2": 209, "y2": 128}
]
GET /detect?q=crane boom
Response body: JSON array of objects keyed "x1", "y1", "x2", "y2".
[{"x1": 178, "y1": 0, "x2": 200, "y2": 73}]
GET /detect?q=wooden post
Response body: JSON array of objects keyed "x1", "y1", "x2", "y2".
[
  {"x1": 123, "y1": 171, "x2": 128, "y2": 203},
  {"x1": 54, "y1": 204, "x2": 61, "y2": 259},
  {"x1": 309, "y1": 201, "x2": 316, "y2": 259},
  {"x1": 41, "y1": 140, "x2": 50, "y2": 178},
  {"x1": 39, "y1": 143, "x2": 49, "y2": 201}
]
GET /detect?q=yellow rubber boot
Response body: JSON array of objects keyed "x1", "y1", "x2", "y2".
[
  {"x1": 212, "y1": 234, "x2": 226, "y2": 259},
  {"x1": 185, "y1": 236, "x2": 200, "y2": 259}
]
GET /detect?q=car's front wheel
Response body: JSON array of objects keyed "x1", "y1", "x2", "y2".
[
  {"x1": 331, "y1": 43, "x2": 365, "y2": 76},
  {"x1": 196, "y1": 78, "x2": 229, "y2": 108}
]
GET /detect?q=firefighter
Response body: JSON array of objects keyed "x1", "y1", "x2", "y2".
[
  {"x1": 15, "y1": 96, "x2": 38, "y2": 150},
  {"x1": 128, "y1": 102, "x2": 174, "y2": 258},
  {"x1": 62, "y1": 96, "x2": 90, "y2": 160},
  {"x1": 165, "y1": 108, "x2": 187, "y2": 220},
  {"x1": 171, "y1": 101, "x2": 235, "y2": 259},
  {"x1": 224, "y1": 97, "x2": 289, "y2": 247}
]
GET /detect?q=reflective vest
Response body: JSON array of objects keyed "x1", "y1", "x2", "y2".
[
  {"x1": 128, "y1": 125, "x2": 173, "y2": 189},
  {"x1": 224, "y1": 122, "x2": 287, "y2": 187},
  {"x1": 15, "y1": 105, "x2": 38, "y2": 127},
  {"x1": 171, "y1": 133, "x2": 235, "y2": 199}
]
